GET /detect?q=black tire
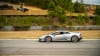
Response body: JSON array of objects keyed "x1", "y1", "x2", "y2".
[
  {"x1": 71, "y1": 36, "x2": 79, "y2": 43},
  {"x1": 45, "y1": 37, "x2": 52, "y2": 42}
]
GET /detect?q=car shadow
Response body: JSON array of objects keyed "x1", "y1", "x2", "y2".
[
  {"x1": 38, "y1": 40, "x2": 84, "y2": 43},
  {"x1": 38, "y1": 40, "x2": 70, "y2": 42}
]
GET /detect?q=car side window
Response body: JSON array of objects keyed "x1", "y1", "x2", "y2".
[
  {"x1": 65, "y1": 32, "x2": 70, "y2": 34},
  {"x1": 60, "y1": 32, "x2": 64, "y2": 34},
  {"x1": 55, "y1": 32, "x2": 64, "y2": 35},
  {"x1": 55, "y1": 32, "x2": 60, "y2": 35}
]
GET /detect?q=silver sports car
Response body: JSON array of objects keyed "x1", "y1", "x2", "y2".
[{"x1": 39, "y1": 31, "x2": 82, "y2": 42}]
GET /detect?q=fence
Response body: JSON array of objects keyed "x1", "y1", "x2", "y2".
[{"x1": 0, "y1": 25, "x2": 100, "y2": 31}]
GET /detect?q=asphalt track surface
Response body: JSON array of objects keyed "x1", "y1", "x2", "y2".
[{"x1": 0, "y1": 39, "x2": 100, "y2": 56}]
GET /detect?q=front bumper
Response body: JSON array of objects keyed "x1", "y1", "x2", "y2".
[{"x1": 39, "y1": 38, "x2": 45, "y2": 42}]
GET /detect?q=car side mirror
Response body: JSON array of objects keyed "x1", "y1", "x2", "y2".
[{"x1": 52, "y1": 33, "x2": 56, "y2": 36}]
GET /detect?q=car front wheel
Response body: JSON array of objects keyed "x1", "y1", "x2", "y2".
[
  {"x1": 45, "y1": 37, "x2": 52, "y2": 42},
  {"x1": 71, "y1": 36, "x2": 79, "y2": 43}
]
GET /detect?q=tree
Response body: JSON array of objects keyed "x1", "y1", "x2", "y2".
[
  {"x1": 77, "y1": 14, "x2": 84, "y2": 25},
  {"x1": 94, "y1": 6, "x2": 100, "y2": 25},
  {"x1": 95, "y1": 6, "x2": 100, "y2": 15},
  {"x1": 74, "y1": 1, "x2": 85, "y2": 13},
  {"x1": 64, "y1": 0, "x2": 73, "y2": 11},
  {"x1": 84, "y1": 13, "x2": 90, "y2": 23},
  {"x1": 68, "y1": 2, "x2": 74, "y2": 19},
  {"x1": 55, "y1": 5, "x2": 67, "y2": 24},
  {"x1": 48, "y1": 0, "x2": 67, "y2": 25},
  {"x1": 93, "y1": 15, "x2": 100, "y2": 25},
  {"x1": 52, "y1": 0, "x2": 72, "y2": 10}
]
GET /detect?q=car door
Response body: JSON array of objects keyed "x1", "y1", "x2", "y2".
[
  {"x1": 53, "y1": 32, "x2": 65, "y2": 41},
  {"x1": 64, "y1": 32, "x2": 72, "y2": 40}
]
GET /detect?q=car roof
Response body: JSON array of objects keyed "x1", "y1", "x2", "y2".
[{"x1": 55, "y1": 31, "x2": 69, "y2": 32}]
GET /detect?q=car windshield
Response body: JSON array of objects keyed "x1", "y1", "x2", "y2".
[
  {"x1": 50, "y1": 32, "x2": 64, "y2": 35},
  {"x1": 50, "y1": 31, "x2": 69, "y2": 35},
  {"x1": 50, "y1": 32, "x2": 55, "y2": 35}
]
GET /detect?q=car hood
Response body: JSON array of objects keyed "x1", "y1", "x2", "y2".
[
  {"x1": 39, "y1": 35, "x2": 48, "y2": 39},
  {"x1": 70, "y1": 32, "x2": 80, "y2": 33},
  {"x1": 70, "y1": 32, "x2": 81, "y2": 35}
]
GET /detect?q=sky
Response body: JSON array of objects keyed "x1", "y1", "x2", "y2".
[{"x1": 72, "y1": 0, "x2": 100, "y2": 5}]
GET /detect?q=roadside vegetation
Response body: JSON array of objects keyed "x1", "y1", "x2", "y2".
[
  {"x1": 94, "y1": 6, "x2": 100, "y2": 25},
  {"x1": 0, "y1": 15, "x2": 96, "y2": 27},
  {"x1": 0, "y1": 0, "x2": 99, "y2": 28}
]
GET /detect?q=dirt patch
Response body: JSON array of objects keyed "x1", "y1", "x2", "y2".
[{"x1": 0, "y1": 30, "x2": 100, "y2": 39}]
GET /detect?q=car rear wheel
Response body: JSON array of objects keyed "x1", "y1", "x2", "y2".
[
  {"x1": 45, "y1": 37, "x2": 52, "y2": 42},
  {"x1": 71, "y1": 36, "x2": 79, "y2": 43}
]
